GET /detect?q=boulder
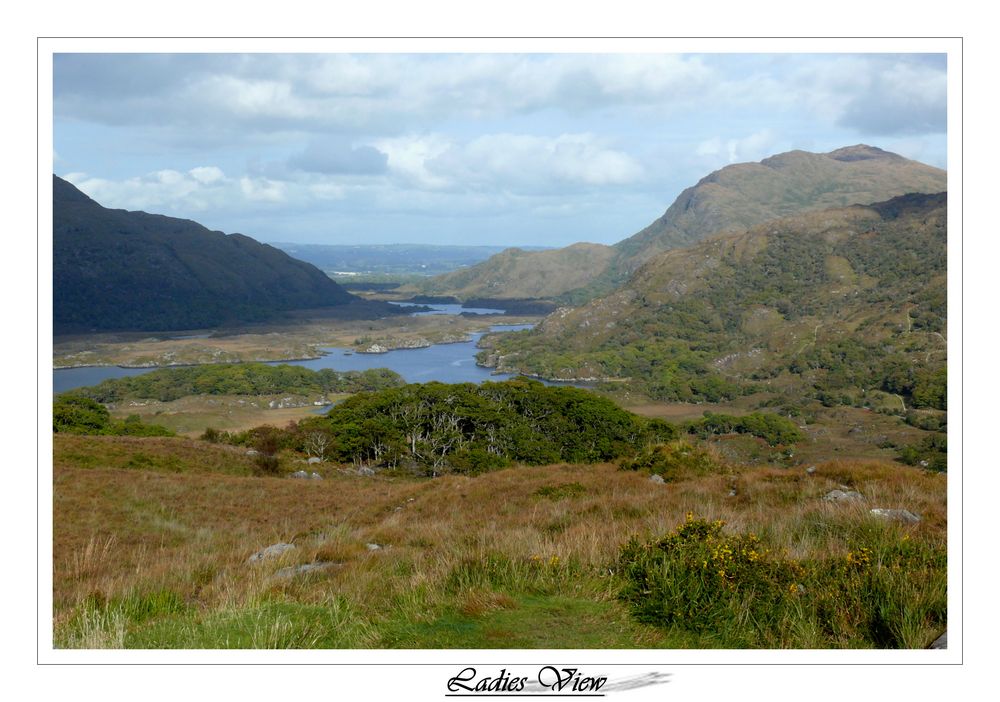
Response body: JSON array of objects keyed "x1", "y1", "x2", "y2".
[
  {"x1": 358, "y1": 466, "x2": 376, "y2": 476},
  {"x1": 289, "y1": 470, "x2": 310, "y2": 479},
  {"x1": 870, "y1": 508, "x2": 921, "y2": 524},
  {"x1": 822, "y1": 489, "x2": 865, "y2": 503},
  {"x1": 366, "y1": 543, "x2": 382, "y2": 551},
  {"x1": 248, "y1": 542, "x2": 295, "y2": 563},
  {"x1": 274, "y1": 561, "x2": 340, "y2": 579},
  {"x1": 806, "y1": 465, "x2": 817, "y2": 475},
  {"x1": 307, "y1": 457, "x2": 322, "y2": 465},
  {"x1": 649, "y1": 474, "x2": 665, "y2": 484},
  {"x1": 310, "y1": 472, "x2": 323, "y2": 480}
]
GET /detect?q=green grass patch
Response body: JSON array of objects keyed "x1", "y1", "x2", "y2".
[
  {"x1": 58, "y1": 594, "x2": 377, "y2": 649},
  {"x1": 534, "y1": 482, "x2": 587, "y2": 500},
  {"x1": 379, "y1": 593, "x2": 664, "y2": 648}
]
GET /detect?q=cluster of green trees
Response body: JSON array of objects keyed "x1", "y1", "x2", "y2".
[
  {"x1": 73, "y1": 364, "x2": 404, "y2": 403},
  {"x1": 792, "y1": 343, "x2": 946, "y2": 411},
  {"x1": 684, "y1": 411, "x2": 805, "y2": 446},
  {"x1": 53, "y1": 394, "x2": 173, "y2": 436},
  {"x1": 222, "y1": 379, "x2": 676, "y2": 475}
]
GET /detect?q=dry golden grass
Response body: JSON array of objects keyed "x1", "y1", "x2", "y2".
[{"x1": 53, "y1": 434, "x2": 946, "y2": 648}]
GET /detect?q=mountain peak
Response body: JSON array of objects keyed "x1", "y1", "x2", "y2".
[{"x1": 826, "y1": 144, "x2": 904, "y2": 162}]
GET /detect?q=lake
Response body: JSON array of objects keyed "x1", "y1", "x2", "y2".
[{"x1": 52, "y1": 315, "x2": 542, "y2": 394}]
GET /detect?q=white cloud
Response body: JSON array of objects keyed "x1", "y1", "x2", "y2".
[
  {"x1": 725, "y1": 129, "x2": 778, "y2": 163},
  {"x1": 189, "y1": 166, "x2": 225, "y2": 184},
  {"x1": 403, "y1": 132, "x2": 644, "y2": 193},
  {"x1": 375, "y1": 134, "x2": 454, "y2": 190},
  {"x1": 239, "y1": 176, "x2": 287, "y2": 203},
  {"x1": 64, "y1": 169, "x2": 211, "y2": 211}
]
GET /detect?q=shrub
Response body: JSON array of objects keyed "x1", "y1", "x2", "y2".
[
  {"x1": 616, "y1": 514, "x2": 947, "y2": 648},
  {"x1": 53, "y1": 394, "x2": 173, "y2": 436},
  {"x1": 686, "y1": 411, "x2": 805, "y2": 446},
  {"x1": 619, "y1": 441, "x2": 720, "y2": 482}
]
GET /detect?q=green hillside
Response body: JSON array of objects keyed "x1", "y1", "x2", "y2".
[
  {"x1": 399, "y1": 242, "x2": 615, "y2": 300},
  {"x1": 407, "y1": 146, "x2": 946, "y2": 305},
  {"x1": 479, "y1": 192, "x2": 947, "y2": 410}
]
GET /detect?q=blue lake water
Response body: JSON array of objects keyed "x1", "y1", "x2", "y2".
[
  {"x1": 387, "y1": 301, "x2": 506, "y2": 316},
  {"x1": 52, "y1": 318, "x2": 542, "y2": 394}
]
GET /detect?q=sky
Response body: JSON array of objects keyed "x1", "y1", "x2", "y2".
[{"x1": 53, "y1": 53, "x2": 947, "y2": 248}]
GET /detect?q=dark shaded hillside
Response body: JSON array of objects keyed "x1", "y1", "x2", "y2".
[
  {"x1": 480, "y1": 192, "x2": 947, "y2": 409},
  {"x1": 53, "y1": 176, "x2": 385, "y2": 332}
]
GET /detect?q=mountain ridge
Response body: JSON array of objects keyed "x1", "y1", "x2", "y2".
[
  {"x1": 405, "y1": 145, "x2": 946, "y2": 304},
  {"x1": 53, "y1": 175, "x2": 392, "y2": 333}
]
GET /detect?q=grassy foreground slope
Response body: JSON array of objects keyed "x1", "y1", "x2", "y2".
[
  {"x1": 54, "y1": 435, "x2": 945, "y2": 649},
  {"x1": 404, "y1": 145, "x2": 946, "y2": 304}
]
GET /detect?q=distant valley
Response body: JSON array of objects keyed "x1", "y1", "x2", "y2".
[{"x1": 270, "y1": 242, "x2": 552, "y2": 279}]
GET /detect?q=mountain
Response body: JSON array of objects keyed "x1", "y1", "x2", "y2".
[
  {"x1": 408, "y1": 146, "x2": 947, "y2": 304},
  {"x1": 400, "y1": 242, "x2": 615, "y2": 300},
  {"x1": 53, "y1": 175, "x2": 376, "y2": 333},
  {"x1": 479, "y1": 192, "x2": 947, "y2": 410},
  {"x1": 612, "y1": 144, "x2": 947, "y2": 269}
]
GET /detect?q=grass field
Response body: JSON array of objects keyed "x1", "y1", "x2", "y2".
[
  {"x1": 106, "y1": 394, "x2": 349, "y2": 436},
  {"x1": 52, "y1": 434, "x2": 946, "y2": 649}
]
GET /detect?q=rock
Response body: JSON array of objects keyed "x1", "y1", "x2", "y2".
[
  {"x1": 274, "y1": 561, "x2": 340, "y2": 579},
  {"x1": 307, "y1": 457, "x2": 322, "y2": 465},
  {"x1": 929, "y1": 632, "x2": 947, "y2": 649},
  {"x1": 870, "y1": 508, "x2": 921, "y2": 524},
  {"x1": 822, "y1": 489, "x2": 865, "y2": 503},
  {"x1": 358, "y1": 466, "x2": 376, "y2": 476},
  {"x1": 727, "y1": 488, "x2": 738, "y2": 497},
  {"x1": 245, "y1": 449, "x2": 259, "y2": 456},
  {"x1": 649, "y1": 474, "x2": 665, "y2": 484},
  {"x1": 290, "y1": 470, "x2": 310, "y2": 479},
  {"x1": 806, "y1": 466, "x2": 817, "y2": 475},
  {"x1": 310, "y1": 472, "x2": 322, "y2": 480},
  {"x1": 366, "y1": 543, "x2": 382, "y2": 551},
  {"x1": 248, "y1": 542, "x2": 295, "y2": 563}
]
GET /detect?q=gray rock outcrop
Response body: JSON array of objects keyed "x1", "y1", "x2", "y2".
[
  {"x1": 869, "y1": 508, "x2": 921, "y2": 524},
  {"x1": 248, "y1": 542, "x2": 296, "y2": 563},
  {"x1": 822, "y1": 489, "x2": 865, "y2": 503}
]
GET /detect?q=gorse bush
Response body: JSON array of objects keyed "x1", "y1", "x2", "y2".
[
  {"x1": 616, "y1": 514, "x2": 946, "y2": 648},
  {"x1": 617, "y1": 515, "x2": 799, "y2": 634}
]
